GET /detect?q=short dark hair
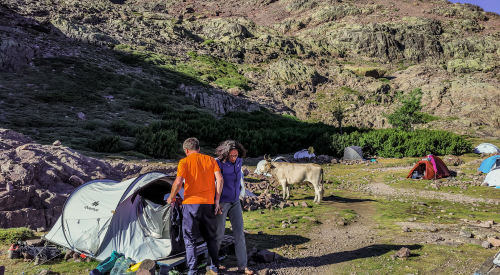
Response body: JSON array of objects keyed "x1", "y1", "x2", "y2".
[
  {"x1": 183, "y1": 137, "x2": 200, "y2": 151},
  {"x1": 215, "y1": 140, "x2": 247, "y2": 162}
]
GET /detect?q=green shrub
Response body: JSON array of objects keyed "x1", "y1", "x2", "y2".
[
  {"x1": 88, "y1": 135, "x2": 123, "y2": 152},
  {"x1": 110, "y1": 120, "x2": 135, "y2": 136},
  {"x1": 386, "y1": 88, "x2": 424, "y2": 131},
  {"x1": 135, "y1": 129, "x2": 180, "y2": 158},
  {"x1": 134, "y1": 109, "x2": 340, "y2": 157},
  {"x1": 82, "y1": 121, "x2": 99, "y2": 131},
  {"x1": 0, "y1": 227, "x2": 35, "y2": 244},
  {"x1": 204, "y1": 39, "x2": 215, "y2": 45},
  {"x1": 325, "y1": 129, "x2": 472, "y2": 158}
]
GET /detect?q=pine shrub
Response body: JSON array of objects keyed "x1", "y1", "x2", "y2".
[{"x1": 88, "y1": 135, "x2": 123, "y2": 153}]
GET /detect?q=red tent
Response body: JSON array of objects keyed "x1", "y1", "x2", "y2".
[{"x1": 407, "y1": 154, "x2": 450, "y2": 180}]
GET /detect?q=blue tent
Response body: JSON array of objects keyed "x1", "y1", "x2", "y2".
[{"x1": 478, "y1": 155, "x2": 500, "y2": 173}]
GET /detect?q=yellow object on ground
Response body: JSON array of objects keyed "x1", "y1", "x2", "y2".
[{"x1": 127, "y1": 262, "x2": 142, "y2": 272}]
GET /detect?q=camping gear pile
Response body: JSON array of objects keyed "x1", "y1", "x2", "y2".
[
  {"x1": 407, "y1": 155, "x2": 450, "y2": 180},
  {"x1": 7, "y1": 240, "x2": 62, "y2": 265}
]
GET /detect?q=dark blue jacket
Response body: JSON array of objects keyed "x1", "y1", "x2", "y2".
[{"x1": 217, "y1": 158, "x2": 242, "y2": 203}]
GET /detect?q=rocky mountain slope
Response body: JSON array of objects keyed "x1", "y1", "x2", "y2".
[
  {"x1": 1, "y1": 0, "x2": 500, "y2": 150},
  {"x1": 0, "y1": 128, "x2": 176, "y2": 229}
]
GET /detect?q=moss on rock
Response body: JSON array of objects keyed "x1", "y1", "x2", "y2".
[
  {"x1": 446, "y1": 58, "x2": 493, "y2": 73},
  {"x1": 344, "y1": 65, "x2": 386, "y2": 78},
  {"x1": 266, "y1": 58, "x2": 320, "y2": 84},
  {"x1": 312, "y1": 4, "x2": 373, "y2": 24}
]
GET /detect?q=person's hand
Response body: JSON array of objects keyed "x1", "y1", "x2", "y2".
[
  {"x1": 166, "y1": 196, "x2": 173, "y2": 204},
  {"x1": 215, "y1": 200, "x2": 223, "y2": 214}
]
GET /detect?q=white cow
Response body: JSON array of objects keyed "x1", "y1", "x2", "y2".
[{"x1": 260, "y1": 155, "x2": 324, "y2": 204}]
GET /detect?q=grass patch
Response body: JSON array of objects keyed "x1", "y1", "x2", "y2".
[
  {"x1": 422, "y1": 113, "x2": 440, "y2": 123},
  {"x1": 0, "y1": 227, "x2": 34, "y2": 245},
  {"x1": 186, "y1": 51, "x2": 250, "y2": 90}
]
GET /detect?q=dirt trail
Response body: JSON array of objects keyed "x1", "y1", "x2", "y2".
[
  {"x1": 363, "y1": 182, "x2": 500, "y2": 205},
  {"x1": 256, "y1": 183, "x2": 496, "y2": 274},
  {"x1": 259, "y1": 198, "x2": 381, "y2": 274}
]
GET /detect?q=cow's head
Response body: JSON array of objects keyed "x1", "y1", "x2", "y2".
[{"x1": 260, "y1": 154, "x2": 275, "y2": 174}]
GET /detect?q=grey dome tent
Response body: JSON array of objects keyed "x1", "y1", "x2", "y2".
[
  {"x1": 344, "y1": 146, "x2": 363, "y2": 160},
  {"x1": 474, "y1": 143, "x2": 500, "y2": 154},
  {"x1": 44, "y1": 172, "x2": 202, "y2": 262}
]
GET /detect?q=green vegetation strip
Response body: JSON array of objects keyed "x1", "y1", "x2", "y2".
[{"x1": 0, "y1": 227, "x2": 34, "y2": 245}]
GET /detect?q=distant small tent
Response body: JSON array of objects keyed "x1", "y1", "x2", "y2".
[
  {"x1": 407, "y1": 155, "x2": 450, "y2": 180},
  {"x1": 484, "y1": 167, "x2": 500, "y2": 187},
  {"x1": 344, "y1": 146, "x2": 363, "y2": 160},
  {"x1": 474, "y1": 143, "x2": 500, "y2": 154},
  {"x1": 294, "y1": 149, "x2": 315, "y2": 159},
  {"x1": 478, "y1": 155, "x2": 500, "y2": 173}
]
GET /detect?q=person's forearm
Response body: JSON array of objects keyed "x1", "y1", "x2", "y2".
[
  {"x1": 216, "y1": 178, "x2": 223, "y2": 201},
  {"x1": 170, "y1": 177, "x2": 183, "y2": 199}
]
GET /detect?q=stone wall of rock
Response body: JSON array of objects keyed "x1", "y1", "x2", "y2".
[
  {"x1": 0, "y1": 129, "x2": 176, "y2": 229},
  {"x1": 179, "y1": 84, "x2": 260, "y2": 114}
]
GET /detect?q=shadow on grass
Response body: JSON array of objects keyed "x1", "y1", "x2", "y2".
[
  {"x1": 279, "y1": 244, "x2": 423, "y2": 269},
  {"x1": 303, "y1": 194, "x2": 376, "y2": 203},
  {"x1": 226, "y1": 230, "x2": 311, "y2": 250}
]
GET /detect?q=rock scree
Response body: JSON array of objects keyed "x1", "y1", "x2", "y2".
[{"x1": 0, "y1": 129, "x2": 176, "y2": 229}]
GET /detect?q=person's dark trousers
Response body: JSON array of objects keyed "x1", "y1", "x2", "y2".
[{"x1": 183, "y1": 204, "x2": 219, "y2": 275}]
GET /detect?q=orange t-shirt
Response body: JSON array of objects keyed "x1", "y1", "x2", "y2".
[{"x1": 177, "y1": 153, "x2": 220, "y2": 204}]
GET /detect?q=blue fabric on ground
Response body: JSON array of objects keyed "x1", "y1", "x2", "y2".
[
  {"x1": 479, "y1": 155, "x2": 500, "y2": 173},
  {"x1": 89, "y1": 269, "x2": 102, "y2": 275},
  {"x1": 95, "y1": 250, "x2": 123, "y2": 274}
]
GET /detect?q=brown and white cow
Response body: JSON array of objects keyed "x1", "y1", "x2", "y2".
[{"x1": 260, "y1": 155, "x2": 324, "y2": 204}]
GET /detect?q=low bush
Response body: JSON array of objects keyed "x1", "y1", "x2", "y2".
[
  {"x1": 323, "y1": 129, "x2": 472, "y2": 158},
  {"x1": 134, "y1": 109, "x2": 339, "y2": 158},
  {"x1": 110, "y1": 120, "x2": 135, "y2": 136},
  {"x1": 88, "y1": 135, "x2": 123, "y2": 153},
  {"x1": 0, "y1": 227, "x2": 35, "y2": 244},
  {"x1": 134, "y1": 129, "x2": 180, "y2": 158}
]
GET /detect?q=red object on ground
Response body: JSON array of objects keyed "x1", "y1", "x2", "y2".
[
  {"x1": 80, "y1": 254, "x2": 86, "y2": 258},
  {"x1": 407, "y1": 155, "x2": 450, "y2": 180},
  {"x1": 9, "y1": 244, "x2": 19, "y2": 251}
]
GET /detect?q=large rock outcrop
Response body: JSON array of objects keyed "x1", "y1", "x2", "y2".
[
  {"x1": 179, "y1": 84, "x2": 261, "y2": 114},
  {"x1": 0, "y1": 129, "x2": 176, "y2": 229}
]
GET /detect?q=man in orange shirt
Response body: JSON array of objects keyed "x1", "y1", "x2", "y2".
[{"x1": 167, "y1": 137, "x2": 223, "y2": 275}]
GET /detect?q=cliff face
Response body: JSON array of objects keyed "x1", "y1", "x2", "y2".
[{"x1": 1, "y1": 0, "x2": 500, "y2": 139}]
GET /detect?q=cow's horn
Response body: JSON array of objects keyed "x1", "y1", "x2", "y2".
[{"x1": 264, "y1": 154, "x2": 271, "y2": 161}]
